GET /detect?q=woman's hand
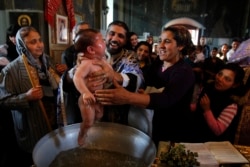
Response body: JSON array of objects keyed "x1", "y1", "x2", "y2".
[
  {"x1": 94, "y1": 79, "x2": 130, "y2": 105},
  {"x1": 200, "y1": 93, "x2": 211, "y2": 112},
  {"x1": 26, "y1": 85, "x2": 43, "y2": 101}
]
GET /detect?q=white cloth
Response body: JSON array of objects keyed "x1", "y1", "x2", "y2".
[
  {"x1": 194, "y1": 52, "x2": 205, "y2": 63},
  {"x1": 226, "y1": 49, "x2": 235, "y2": 61}
]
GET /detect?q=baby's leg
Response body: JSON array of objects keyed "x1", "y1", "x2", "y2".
[
  {"x1": 94, "y1": 103, "x2": 103, "y2": 121},
  {"x1": 78, "y1": 97, "x2": 95, "y2": 146}
]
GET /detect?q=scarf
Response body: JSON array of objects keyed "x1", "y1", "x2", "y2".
[{"x1": 16, "y1": 29, "x2": 59, "y2": 89}]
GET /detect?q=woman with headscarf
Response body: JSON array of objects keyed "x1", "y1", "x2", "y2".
[{"x1": 0, "y1": 26, "x2": 61, "y2": 166}]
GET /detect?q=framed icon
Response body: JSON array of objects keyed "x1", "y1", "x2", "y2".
[
  {"x1": 56, "y1": 14, "x2": 69, "y2": 44},
  {"x1": 9, "y1": 12, "x2": 40, "y2": 31},
  {"x1": 17, "y1": 14, "x2": 32, "y2": 26}
]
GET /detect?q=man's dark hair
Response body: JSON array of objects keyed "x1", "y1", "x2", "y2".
[
  {"x1": 107, "y1": 20, "x2": 130, "y2": 39},
  {"x1": 6, "y1": 24, "x2": 21, "y2": 42},
  {"x1": 212, "y1": 47, "x2": 218, "y2": 51}
]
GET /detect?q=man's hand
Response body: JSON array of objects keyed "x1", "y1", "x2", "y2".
[
  {"x1": 94, "y1": 79, "x2": 130, "y2": 105},
  {"x1": 92, "y1": 59, "x2": 115, "y2": 83},
  {"x1": 56, "y1": 64, "x2": 67, "y2": 75}
]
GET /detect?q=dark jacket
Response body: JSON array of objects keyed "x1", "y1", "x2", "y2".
[
  {"x1": 146, "y1": 59, "x2": 195, "y2": 144},
  {"x1": 61, "y1": 45, "x2": 77, "y2": 69},
  {"x1": 193, "y1": 82, "x2": 241, "y2": 143}
]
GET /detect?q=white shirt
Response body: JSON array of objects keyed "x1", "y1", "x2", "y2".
[
  {"x1": 226, "y1": 49, "x2": 235, "y2": 61},
  {"x1": 194, "y1": 52, "x2": 205, "y2": 63}
]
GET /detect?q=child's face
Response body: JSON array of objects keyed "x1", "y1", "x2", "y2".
[{"x1": 93, "y1": 33, "x2": 106, "y2": 59}]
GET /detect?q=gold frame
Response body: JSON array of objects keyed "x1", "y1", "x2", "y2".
[{"x1": 17, "y1": 14, "x2": 32, "y2": 26}]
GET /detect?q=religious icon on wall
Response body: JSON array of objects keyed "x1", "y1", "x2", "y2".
[
  {"x1": 9, "y1": 12, "x2": 40, "y2": 31},
  {"x1": 56, "y1": 14, "x2": 69, "y2": 44},
  {"x1": 17, "y1": 14, "x2": 32, "y2": 26}
]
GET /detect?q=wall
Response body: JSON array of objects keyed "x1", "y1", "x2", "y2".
[
  {"x1": 0, "y1": 0, "x2": 249, "y2": 47},
  {"x1": 113, "y1": 0, "x2": 250, "y2": 40},
  {"x1": 0, "y1": 0, "x2": 46, "y2": 50},
  {"x1": 0, "y1": 0, "x2": 99, "y2": 55}
]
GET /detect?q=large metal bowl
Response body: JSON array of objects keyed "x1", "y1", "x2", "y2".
[{"x1": 33, "y1": 122, "x2": 156, "y2": 167}]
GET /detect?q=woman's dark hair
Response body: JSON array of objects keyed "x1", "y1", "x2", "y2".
[
  {"x1": 223, "y1": 63, "x2": 246, "y2": 96},
  {"x1": 223, "y1": 63, "x2": 245, "y2": 85},
  {"x1": 162, "y1": 25, "x2": 194, "y2": 56},
  {"x1": 134, "y1": 41, "x2": 152, "y2": 55},
  {"x1": 125, "y1": 31, "x2": 138, "y2": 50},
  {"x1": 134, "y1": 41, "x2": 152, "y2": 64},
  {"x1": 128, "y1": 32, "x2": 137, "y2": 39}
]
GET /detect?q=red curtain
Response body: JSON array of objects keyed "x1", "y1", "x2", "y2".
[
  {"x1": 66, "y1": 0, "x2": 76, "y2": 31},
  {"x1": 45, "y1": 0, "x2": 76, "y2": 30},
  {"x1": 45, "y1": 0, "x2": 62, "y2": 27}
]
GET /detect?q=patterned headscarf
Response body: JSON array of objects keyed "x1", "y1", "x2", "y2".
[
  {"x1": 15, "y1": 28, "x2": 48, "y2": 70},
  {"x1": 15, "y1": 27, "x2": 59, "y2": 89}
]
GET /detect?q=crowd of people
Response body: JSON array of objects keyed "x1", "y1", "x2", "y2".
[{"x1": 0, "y1": 20, "x2": 249, "y2": 166}]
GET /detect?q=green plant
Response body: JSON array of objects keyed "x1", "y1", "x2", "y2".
[{"x1": 159, "y1": 143, "x2": 200, "y2": 167}]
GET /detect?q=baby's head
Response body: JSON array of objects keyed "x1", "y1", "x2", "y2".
[{"x1": 74, "y1": 28, "x2": 106, "y2": 59}]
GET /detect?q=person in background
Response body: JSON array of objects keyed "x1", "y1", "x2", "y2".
[
  {"x1": 217, "y1": 43, "x2": 229, "y2": 63},
  {"x1": 94, "y1": 25, "x2": 195, "y2": 146},
  {"x1": 57, "y1": 21, "x2": 91, "y2": 126},
  {"x1": 184, "y1": 44, "x2": 196, "y2": 67},
  {"x1": 146, "y1": 35, "x2": 154, "y2": 46},
  {"x1": 203, "y1": 47, "x2": 225, "y2": 84},
  {"x1": 0, "y1": 26, "x2": 61, "y2": 166},
  {"x1": 61, "y1": 21, "x2": 90, "y2": 69},
  {"x1": 134, "y1": 41, "x2": 152, "y2": 86},
  {"x1": 199, "y1": 36, "x2": 210, "y2": 59},
  {"x1": 151, "y1": 43, "x2": 159, "y2": 62},
  {"x1": 125, "y1": 31, "x2": 139, "y2": 51},
  {"x1": 60, "y1": 20, "x2": 143, "y2": 128},
  {"x1": 150, "y1": 52, "x2": 159, "y2": 62},
  {"x1": 194, "y1": 45, "x2": 205, "y2": 63},
  {"x1": 190, "y1": 69, "x2": 204, "y2": 112},
  {"x1": 0, "y1": 24, "x2": 21, "y2": 167},
  {"x1": 72, "y1": 28, "x2": 112, "y2": 145},
  {"x1": 192, "y1": 63, "x2": 246, "y2": 143},
  {"x1": 226, "y1": 38, "x2": 241, "y2": 61},
  {"x1": 0, "y1": 24, "x2": 21, "y2": 71}
]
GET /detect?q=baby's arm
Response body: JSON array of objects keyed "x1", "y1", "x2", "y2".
[{"x1": 73, "y1": 60, "x2": 95, "y2": 104}]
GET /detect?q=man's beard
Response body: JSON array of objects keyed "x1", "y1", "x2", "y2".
[{"x1": 106, "y1": 41, "x2": 123, "y2": 55}]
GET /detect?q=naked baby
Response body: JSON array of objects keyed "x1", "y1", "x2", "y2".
[{"x1": 73, "y1": 28, "x2": 112, "y2": 145}]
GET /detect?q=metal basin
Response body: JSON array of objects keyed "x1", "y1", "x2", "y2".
[{"x1": 32, "y1": 122, "x2": 156, "y2": 167}]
